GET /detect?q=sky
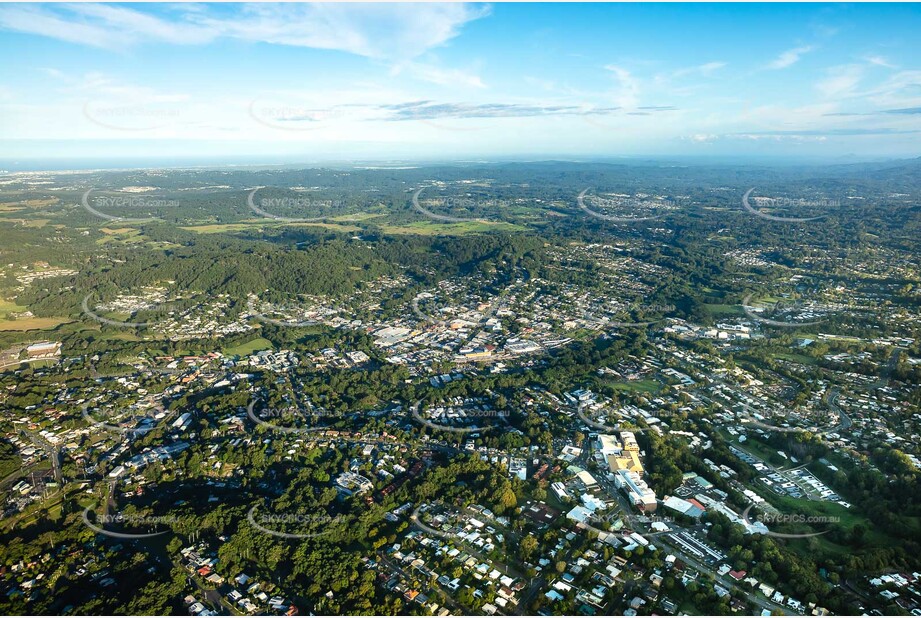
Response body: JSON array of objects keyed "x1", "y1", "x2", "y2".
[{"x1": 1, "y1": 2, "x2": 920, "y2": 164}]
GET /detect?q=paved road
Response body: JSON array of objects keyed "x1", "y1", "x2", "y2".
[
  {"x1": 656, "y1": 534, "x2": 789, "y2": 615},
  {"x1": 378, "y1": 553, "x2": 471, "y2": 615},
  {"x1": 872, "y1": 347, "x2": 904, "y2": 390},
  {"x1": 0, "y1": 354, "x2": 60, "y2": 371},
  {"x1": 826, "y1": 387, "x2": 850, "y2": 431},
  {"x1": 22, "y1": 429, "x2": 62, "y2": 484}
]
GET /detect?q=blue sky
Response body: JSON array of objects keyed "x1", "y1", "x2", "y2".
[{"x1": 1, "y1": 2, "x2": 920, "y2": 163}]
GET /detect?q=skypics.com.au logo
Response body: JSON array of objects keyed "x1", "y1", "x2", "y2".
[
  {"x1": 740, "y1": 505, "x2": 839, "y2": 539},
  {"x1": 81, "y1": 290, "x2": 183, "y2": 329},
  {"x1": 246, "y1": 294, "x2": 321, "y2": 328},
  {"x1": 247, "y1": 506, "x2": 349, "y2": 540},
  {"x1": 411, "y1": 186, "x2": 497, "y2": 224},
  {"x1": 82, "y1": 509, "x2": 177, "y2": 539},
  {"x1": 575, "y1": 401, "x2": 662, "y2": 434},
  {"x1": 605, "y1": 302, "x2": 676, "y2": 328},
  {"x1": 741, "y1": 291, "x2": 829, "y2": 330},
  {"x1": 410, "y1": 400, "x2": 509, "y2": 434},
  {"x1": 81, "y1": 403, "x2": 163, "y2": 436},
  {"x1": 741, "y1": 188, "x2": 834, "y2": 223},
  {"x1": 82, "y1": 188, "x2": 177, "y2": 223},
  {"x1": 83, "y1": 99, "x2": 184, "y2": 133},
  {"x1": 246, "y1": 402, "x2": 349, "y2": 435},
  {"x1": 578, "y1": 189, "x2": 678, "y2": 224},
  {"x1": 247, "y1": 186, "x2": 352, "y2": 223}
]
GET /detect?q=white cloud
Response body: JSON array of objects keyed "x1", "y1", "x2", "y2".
[
  {"x1": 392, "y1": 62, "x2": 486, "y2": 89},
  {"x1": 602, "y1": 65, "x2": 640, "y2": 108},
  {"x1": 0, "y1": 3, "x2": 489, "y2": 62},
  {"x1": 672, "y1": 61, "x2": 726, "y2": 78},
  {"x1": 864, "y1": 55, "x2": 895, "y2": 69},
  {"x1": 767, "y1": 45, "x2": 814, "y2": 69},
  {"x1": 816, "y1": 65, "x2": 864, "y2": 99}
]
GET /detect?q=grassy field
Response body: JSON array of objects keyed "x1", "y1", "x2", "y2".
[
  {"x1": 223, "y1": 337, "x2": 273, "y2": 356},
  {"x1": 96, "y1": 228, "x2": 144, "y2": 244},
  {"x1": 764, "y1": 491, "x2": 909, "y2": 559},
  {"x1": 771, "y1": 352, "x2": 818, "y2": 366},
  {"x1": 2, "y1": 218, "x2": 51, "y2": 228},
  {"x1": 0, "y1": 198, "x2": 58, "y2": 211},
  {"x1": 704, "y1": 303, "x2": 745, "y2": 317},
  {"x1": 0, "y1": 298, "x2": 28, "y2": 318},
  {"x1": 729, "y1": 434, "x2": 789, "y2": 466},
  {"x1": 0, "y1": 317, "x2": 72, "y2": 331},
  {"x1": 604, "y1": 379, "x2": 663, "y2": 394},
  {"x1": 378, "y1": 220, "x2": 526, "y2": 235},
  {"x1": 180, "y1": 221, "x2": 361, "y2": 234}
]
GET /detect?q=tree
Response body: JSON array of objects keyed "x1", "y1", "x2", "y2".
[{"x1": 521, "y1": 536, "x2": 538, "y2": 560}]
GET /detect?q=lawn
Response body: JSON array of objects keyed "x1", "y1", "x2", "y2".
[
  {"x1": 379, "y1": 220, "x2": 526, "y2": 235},
  {"x1": 0, "y1": 298, "x2": 28, "y2": 319},
  {"x1": 223, "y1": 337, "x2": 273, "y2": 356},
  {"x1": 704, "y1": 303, "x2": 744, "y2": 317},
  {"x1": 771, "y1": 352, "x2": 818, "y2": 366},
  {"x1": 180, "y1": 221, "x2": 361, "y2": 234},
  {"x1": 0, "y1": 317, "x2": 73, "y2": 331},
  {"x1": 605, "y1": 379, "x2": 663, "y2": 394}
]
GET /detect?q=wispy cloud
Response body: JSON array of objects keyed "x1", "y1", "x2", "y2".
[
  {"x1": 767, "y1": 45, "x2": 814, "y2": 69},
  {"x1": 816, "y1": 64, "x2": 864, "y2": 99},
  {"x1": 602, "y1": 65, "x2": 640, "y2": 108},
  {"x1": 380, "y1": 101, "x2": 623, "y2": 120},
  {"x1": 0, "y1": 3, "x2": 489, "y2": 62},
  {"x1": 392, "y1": 62, "x2": 486, "y2": 89},
  {"x1": 826, "y1": 106, "x2": 921, "y2": 117},
  {"x1": 734, "y1": 128, "x2": 917, "y2": 137},
  {"x1": 672, "y1": 61, "x2": 726, "y2": 78},
  {"x1": 864, "y1": 54, "x2": 896, "y2": 69}
]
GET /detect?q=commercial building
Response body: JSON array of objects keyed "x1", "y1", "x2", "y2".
[{"x1": 614, "y1": 469, "x2": 657, "y2": 512}]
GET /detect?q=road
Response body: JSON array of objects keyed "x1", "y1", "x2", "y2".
[
  {"x1": 826, "y1": 387, "x2": 850, "y2": 431},
  {"x1": 0, "y1": 354, "x2": 60, "y2": 371},
  {"x1": 872, "y1": 346, "x2": 904, "y2": 390},
  {"x1": 22, "y1": 429, "x2": 62, "y2": 484},
  {"x1": 377, "y1": 553, "x2": 471, "y2": 615},
  {"x1": 656, "y1": 534, "x2": 789, "y2": 615}
]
